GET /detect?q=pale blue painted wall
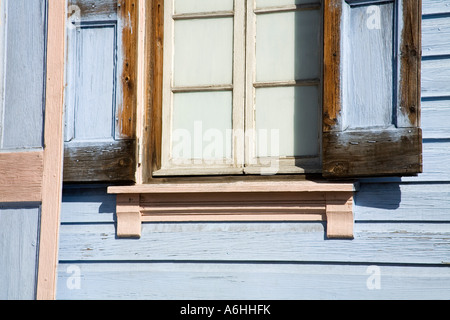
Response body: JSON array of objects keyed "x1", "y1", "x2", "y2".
[{"x1": 55, "y1": 2, "x2": 450, "y2": 299}]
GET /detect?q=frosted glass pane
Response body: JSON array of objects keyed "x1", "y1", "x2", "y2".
[
  {"x1": 256, "y1": 0, "x2": 320, "y2": 8},
  {"x1": 256, "y1": 10, "x2": 320, "y2": 82},
  {"x1": 175, "y1": 0, "x2": 233, "y2": 14},
  {"x1": 255, "y1": 86, "x2": 319, "y2": 157},
  {"x1": 174, "y1": 18, "x2": 233, "y2": 87},
  {"x1": 172, "y1": 92, "x2": 232, "y2": 161}
]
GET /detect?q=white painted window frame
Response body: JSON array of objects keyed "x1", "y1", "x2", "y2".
[{"x1": 157, "y1": 0, "x2": 323, "y2": 176}]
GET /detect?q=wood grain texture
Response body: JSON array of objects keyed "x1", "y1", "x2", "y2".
[
  {"x1": 422, "y1": 15, "x2": 450, "y2": 57},
  {"x1": 142, "y1": 0, "x2": 164, "y2": 181},
  {"x1": 322, "y1": 0, "x2": 422, "y2": 178},
  {"x1": 108, "y1": 180, "x2": 356, "y2": 194},
  {"x1": 0, "y1": 207, "x2": 41, "y2": 300},
  {"x1": 422, "y1": 0, "x2": 450, "y2": 15},
  {"x1": 0, "y1": 151, "x2": 43, "y2": 202},
  {"x1": 323, "y1": 0, "x2": 342, "y2": 132},
  {"x1": 398, "y1": 0, "x2": 422, "y2": 128},
  {"x1": 37, "y1": 0, "x2": 66, "y2": 300},
  {"x1": 323, "y1": 128, "x2": 422, "y2": 178},
  {"x1": 63, "y1": 140, "x2": 136, "y2": 182},
  {"x1": 56, "y1": 262, "x2": 450, "y2": 300},
  {"x1": 117, "y1": 0, "x2": 138, "y2": 139},
  {"x1": 1, "y1": 0, "x2": 46, "y2": 150},
  {"x1": 64, "y1": 0, "x2": 137, "y2": 182},
  {"x1": 57, "y1": 221, "x2": 450, "y2": 265}
]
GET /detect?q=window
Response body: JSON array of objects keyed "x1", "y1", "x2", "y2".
[
  {"x1": 156, "y1": 0, "x2": 322, "y2": 176},
  {"x1": 64, "y1": 0, "x2": 423, "y2": 182}
]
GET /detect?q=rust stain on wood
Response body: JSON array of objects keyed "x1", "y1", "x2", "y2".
[
  {"x1": 399, "y1": 0, "x2": 422, "y2": 127},
  {"x1": 118, "y1": 0, "x2": 138, "y2": 138},
  {"x1": 323, "y1": 0, "x2": 342, "y2": 132}
]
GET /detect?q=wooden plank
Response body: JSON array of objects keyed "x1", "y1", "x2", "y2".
[
  {"x1": 0, "y1": 207, "x2": 41, "y2": 300},
  {"x1": 117, "y1": 0, "x2": 138, "y2": 139},
  {"x1": 56, "y1": 262, "x2": 450, "y2": 300},
  {"x1": 359, "y1": 140, "x2": 450, "y2": 182},
  {"x1": 63, "y1": 140, "x2": 136, "y2": 182},
  {"x1": 36, "y1": 0, "x2": 66, "y2": 301},
  {"x1": 422, "y1": 0, "x2": 450, "y2": 15},
  {"x1": 108, "y1": 181, "x2": 356, "y2": 194},
  {"x1": 322, "y1": 0, "x2": 342, "y2": 132},
  {"x1": 141, "y1": 0, "x2": 163, "y2": 182},
  {"x1": 421, "y1": 57, "x2": 450, "y2": 98},
  {"x1": 1, "y1": 0, "x2": 46, "y2": 150},
  {"x1": 344, "y1": 2, "x2": 394, "y2": 129},
  {"x1": 422, "y1": 15, "x2": 450, "y2": 57},
  {"x1": 354, "y1": 182, "x2": 450, "y2": 221},
  {"x1": 69, "y1": 0, "x2": 118, "y2": 20},
  {"x1": 398, "y1": 0, "x2": 422, "y2": 128},
  {"x1": 0, "y1": 151, "x2": 43, "y2": 203},
  {"x1": 61, "y1": 185, "x2": 116, "y2": 223},
  {"x1": 421, "y1": 99, "x2": 450, "y2": 139},
  {"x1": 323, "y1": 128, "x2": 423, "y2": 178},
  {"x1": 57, "y1": 222, "x2": 450, "y2": 264}
]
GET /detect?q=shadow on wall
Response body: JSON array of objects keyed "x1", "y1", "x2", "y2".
[{"x1": 353, "y1": 179, "x2": 402, "y2": 210}]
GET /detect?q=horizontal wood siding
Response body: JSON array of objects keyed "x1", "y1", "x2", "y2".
[{"x1": 56, "y1": 4, "x2": 450, "y2": 299}]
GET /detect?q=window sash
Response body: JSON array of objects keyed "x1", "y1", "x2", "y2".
[{"x1": 159, "y1": 0, "x2": 322, "y2": 176}]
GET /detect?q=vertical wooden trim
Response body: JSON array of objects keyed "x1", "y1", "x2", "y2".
[
  {"x1": 142, "y1": 0, "x2": 164, "y2": 182},
  {"x1": 117, "y1": 0, "x2": 138, "y2": 139},
  {"x1": 136, "y1": 0, "x2": 146, "y2": 184},
  {"x1": 398, "y1": 0, "x2": 422, "y2": 127},
  {"x1": 36, "y1": 0, "x2": 66, "y2": 301},
  {"x1": 322, "y1": 0, "x2": 342, "y2": 132}
]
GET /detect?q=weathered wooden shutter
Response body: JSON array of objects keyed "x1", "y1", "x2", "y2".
[
  {"x1": 323, "y1": 0, "x2": 422, "y2": 178},
  {"x1": 64, "y1": 0, "x2": 137, "y2": 182}
]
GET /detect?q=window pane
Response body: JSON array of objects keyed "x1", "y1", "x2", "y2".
[
  {"x1": 174, "y1": 0, "x2": 233, "y2": 14},
  {"x1": 256, "y1": 0, "x2": 320, "y2": 8},
  {"x1": 256, "y1": 10, "x2": 320, "y2": 82},
  {"x1": 172, "y1": 91, "x2": 233, "y2": 161},
  {"x1": 255, "y1": 86, "x2": 319, "y2": 157},
  {"x1": 174, "y1": 18, "x2": 233, "y2": 87}
]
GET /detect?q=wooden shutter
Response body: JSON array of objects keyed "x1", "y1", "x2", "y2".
[
  {"x1": 322, "y1": 0, "x2": 422, "y2": 178},
  {"x1": 64, "y1": 0, "x2": 137, "y2": 182}
]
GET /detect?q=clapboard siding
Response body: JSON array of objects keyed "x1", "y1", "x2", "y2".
[
  {"x1": 58, "y1": 221, "x2": 450, "y2": 265},
  {"x1": 56, "y1": 2, "x2": 450, "y2": 300},
  {"x1": 56, "y1": 263, "x2": 450, "y2": 300},
  {"x1": 423, "y1": 0, "x2": 450, "y2": 15}
]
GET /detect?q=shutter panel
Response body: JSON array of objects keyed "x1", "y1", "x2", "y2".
[
  {"x1": 64, "y1": 0, "x2": 137, "y2": 182},
  {"x1": 322, "y1": 0, "x2": 422, "y2": 178}
]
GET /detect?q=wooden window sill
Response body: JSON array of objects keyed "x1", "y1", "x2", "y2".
[{"x1": 107, "y1": 180, "x2": 357, "y2": 240}]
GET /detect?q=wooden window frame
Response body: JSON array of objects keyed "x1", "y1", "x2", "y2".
[
  {"x1": 108, "y1": 0, "x2": 422, "y2": 240},
  {"x1": 156, "y1": 0, "x2": 246, "y2": 176},
  {"x1": 108, "y1": 0, "x2": 356, "y2": 241},
  {"x1": 152, "y1": 0, "x2": 324, "y2": 177}
]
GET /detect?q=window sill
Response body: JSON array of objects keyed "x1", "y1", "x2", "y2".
[{"x1": 107, "y1": 180, "x2": 357, "y2": 240}]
